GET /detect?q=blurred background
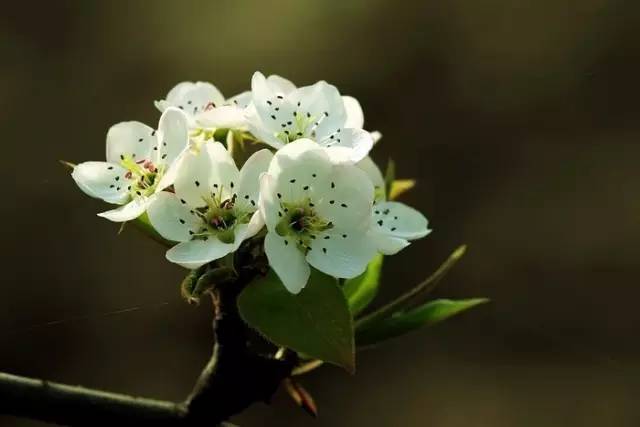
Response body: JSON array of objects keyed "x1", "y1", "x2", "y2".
[{"x1": 1, "y1": 0, "x2": 639, "y2": 425}]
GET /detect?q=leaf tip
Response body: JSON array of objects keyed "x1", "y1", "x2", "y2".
[
  {"x1": 59, "y1": 160, "x2": 76, "y2": 172},
  {"x1": 452, "y1": 244, "x2": 467, "y2": 260},
  {"x1": 466, "y1": 297, "x2": 490, "y2": 307}
]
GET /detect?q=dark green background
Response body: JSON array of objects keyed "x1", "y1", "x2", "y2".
[{"x1": 1, "y1": 1, "x2": 639, "y2": 425}]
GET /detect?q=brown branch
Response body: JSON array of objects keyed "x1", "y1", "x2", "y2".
[
  {"x1": 0, "y1": 255, "x2": 295, "y2": 426},
  {"x1": 0, "y1": 372, "x2": 187, "y2": 426},
  {"x1": 184, "y1": 268, "x2": 296, "y2": 425}
]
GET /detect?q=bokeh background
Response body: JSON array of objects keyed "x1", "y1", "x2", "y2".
[{"x1": 2, "y1": 1, "x2": 640, "y2": 425}]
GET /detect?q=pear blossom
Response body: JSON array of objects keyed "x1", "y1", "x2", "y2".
[
  {"x1": 249, "y1": 73, "x2": 365, "y2": 130},
  {"x1": 259, "y1": 139, "x2": 378, "y2": 294},
  {"x1": 247, "y1": 72, "x2": 374, "y2": 164},
  {"x1": 357, "y1": 156, "x2": 431, "y2": 254},
  {"x1": 72, "y1": 107, "x2": 189, "y2": 222},
  {"x1": 147, "y1": 141, "x2": 273, "y2": 269},
  {"x1": 155, "y1": 81, "x2": 251, "y2": 130}
]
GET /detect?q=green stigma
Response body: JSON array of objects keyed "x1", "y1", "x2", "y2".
[
  {"x1": 276, "y1": 198, "x2": 333, "y2": 252},
  {"x1": 192, "y1": 190, "x2": 252, "y2": 244},
  {"x1": 119, "y1": 155, "x2": 164, "y2": 198}
]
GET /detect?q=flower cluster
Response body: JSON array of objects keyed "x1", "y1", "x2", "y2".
[{"x1": 72, "y1": 72, "x2": 430, "y2": 293}]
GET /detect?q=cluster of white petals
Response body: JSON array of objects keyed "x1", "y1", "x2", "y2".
[{"x1": 72, "y1": 72, "x2": 431, "y2": 293}]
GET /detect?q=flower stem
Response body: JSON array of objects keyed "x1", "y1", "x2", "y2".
[{"x1": 355, "y1": 245, "x2": 467, "y2": 331}]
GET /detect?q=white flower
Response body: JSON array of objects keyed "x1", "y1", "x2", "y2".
[
  {"x1": 259, "y1": 139, "x2": 378, "y2": 294},
  {"x1": 147, "y1": 141, "x2": 273, "y2": 269},
  {"x1": 247, "y1": 72, "x2": 374, "y2": 164},
  {"x1": 356, "y1": 157, "x2": 431, "y2": 254},
  {"x1": 155, "y1": 81, "x2": 250, "y2": 130},
  {"x1": 72, "y1": 107, "x2": 189, "y2": 222}
]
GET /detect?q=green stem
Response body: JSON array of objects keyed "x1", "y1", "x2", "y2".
[{"x1": 355, "y1": 245, "x2": 467, "y2": 331}]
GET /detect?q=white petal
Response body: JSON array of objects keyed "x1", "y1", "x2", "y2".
[
  {"x1": 97, "y1": 196, "x2": 153, "y2": 222},
  {"x1": 307, "y1": 229, "x2": 376, "y2": 279},
  {"x1": 245, "y1": 210, "x2": 265, "y2": 238},
  {"x1": 266, "y1": 74, "x2": 296, "y2": 94},
  {"x1": 72, "y1": 161, "x2": 130, "y2": 204},
  {"x1": 236, "y1": 149, "x2": 273, "y2": 211},
  {"x1": 154, "y1": 100, "x2": 172, "y2": 112},
  {"x1": 313, "y1": 164, "x2": 374, "y2": 232},
  {"x1": 250, "y1": 73, "x2": 348, "y2": 148},
  {"x1": 156, "y1": 107, "x2": 189, "y2": 166},
  {"x1": 248, "y1": 72, "x2": 297, "y2": 147},
  {"x1": 267, "y1": 139, "x2": 333, "y2": 204},
  {"x1": 372, "y1": 201, "x2": 431, "y2": 240},
  {"x1": 371, "y1": 131, "x2": 382, "y2": 144},
  {"x1": 147, "y1": 191, "x2": 201, "y2": 242},
  {"x1": 259, "y1": 173, "x2": 280, "y2": 231},
  {"x1": 205, "y1": 141, "x2": 240, "y2": 195},
  {"x1": 166, "y1": 237, "x2": 235, "y2": 269},
  {"x1": 357, "y1": 156, "x2": 385, "y2": 200},
  {"x1": 196, "y1": 105, "x2": 247, "y2": 129},
  {"x1": 173, "y1": 142, "x2": 239, "y2": 207},
  {"x1": 250, "y1": 72, "x2": 274, "y2": 118},
  {"x1": 226, "y1": 90, "x2": 252, "y2": 109},
  {"x1": 369, "y1": 231, "x2": 410, "y2": 255},
  {"x1": 245, "y1": 105, "x2": 283, "y2": 149},
  {"x1": 106, "y1": 121, "x2": 155, "y2": 164},
  {"x1": 155, "y1": 148, "x2": 187, "y2": 192},
  {"x1": 165, "y1": 81, "x2": 225, "y2": 118},
  {"x1": 163, "y1": 82, "x2": 194, "y2": 107},
  {"x1": 264, "y1": 232, "x2": 310, "y2": 294},
  {"x1": 295, "y1": 81, "x2": 346, "y2": 140},
  {"x1": 322, "y1": 128, "x2": 373, "y2": 164},
  {"x1": 342, "y1": 95, "x2": 364, "y2": 129}
]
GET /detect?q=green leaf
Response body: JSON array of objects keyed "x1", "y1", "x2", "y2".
[
  {"x1": 389, "y1": 179, "x2": 416, "y2": 200},
  {"x1": 238, "y1": 269, "x2": 355, "y2": 373},
  {"x1": 356, "y1": 298, "x2": 489, "y2": 346},
  {"x1": 343, "y1": 254, "x2": 384, "y2": 316},
  {"x1": 384, "y1": 159, "x2": 396, "y2": 199},
  {"x1": 355, "y1": 245, "x2": 467, "y2": 331}
]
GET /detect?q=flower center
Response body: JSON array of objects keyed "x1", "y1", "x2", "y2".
[
  {"x1": 120, "y1": 156, "x2": 162, "y2": 198},
  {"x1": 276, "y1": 112, "x2": 318, "y2": 144},
  {"x1": 276, "y1": 199, "x2": 333, "y2": 252},
  {"x1": 192, "y1": 193, "x2": 251, "y2": 244}
]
